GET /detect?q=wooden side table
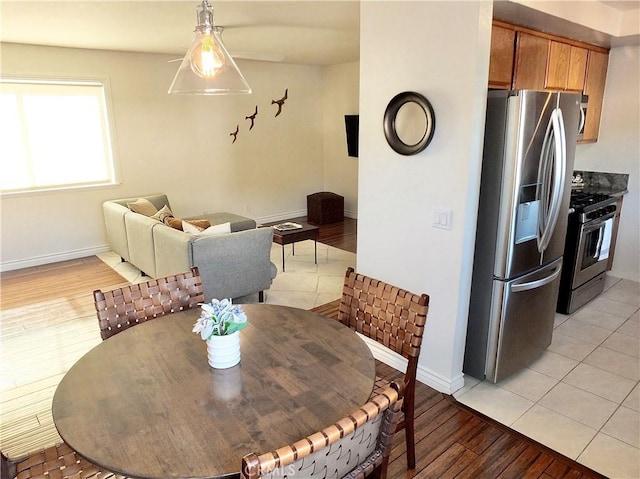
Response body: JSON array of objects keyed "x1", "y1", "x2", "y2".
[{"x1": 271, "y1": 223, "x2": 319, "y2": 272}]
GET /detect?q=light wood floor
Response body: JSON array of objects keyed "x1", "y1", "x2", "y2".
[
  {"x1": 0, "y1": 256, "x2": 129, "y2": 457},
  {"x1": 1, "y1": 224, "x2": 604, "y2": 478},
  {"x1": 264, "y1": 216, "x2": 357, "y2": 254}
]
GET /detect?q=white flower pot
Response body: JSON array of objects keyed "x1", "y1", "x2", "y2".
[{"x1": 206, "y1": 331, "x2": 241, "y2": 369}]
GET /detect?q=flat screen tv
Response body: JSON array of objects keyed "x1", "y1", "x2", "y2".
[{"x1": 344, "y1": 115, "x2": 359, "y2": 157}]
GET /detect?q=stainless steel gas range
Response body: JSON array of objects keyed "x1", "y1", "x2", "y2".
[{"x1": 556, "y1": 190, "x2": 617, "y2": 314}]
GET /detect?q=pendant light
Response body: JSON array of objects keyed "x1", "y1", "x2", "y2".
[{"x1": 168, "y1": 0, "x2": 251, "y2": 95}]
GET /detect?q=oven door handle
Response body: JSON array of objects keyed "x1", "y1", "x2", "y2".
[
  {"x1": 593, "y1": 228, "x2": 604, "y2": 259},
  {"x1": 582, "y1": 213, "x2": 615, "y2": 259},
  {"x1": 582, "y1": 213, "x2": 616, "y2": 234}
]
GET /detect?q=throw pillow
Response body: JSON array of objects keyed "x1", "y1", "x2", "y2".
[
  {"x1": 127, "y1": 198, "x2": 158, "y2": 216},
  {"x1": 182, "y1": 221, "x2": 204, "y2": 234},
  {"x1": 183, "y1": 221, "x2": 231, "y2": 236},
  {"x1": 200, "y1": 222, "x2": 231, "y2": 236},
  {"x1": 165, "y1": 217, "x2": 184, "y2": 230},
  {"x1": 186, "y1": 219, "x2": 212, "y2": 230},
  {"x1": 151, "y1": 205, "x2": 174, "y2": 223}
]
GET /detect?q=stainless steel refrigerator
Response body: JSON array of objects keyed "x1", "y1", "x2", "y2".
[{"x1": 464, "y1": 90, "x2": 581, "y2": 383}]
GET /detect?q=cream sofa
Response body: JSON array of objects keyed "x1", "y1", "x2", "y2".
[{"x1": 102, "y1": 194, "x2": 277, "y2": 302}]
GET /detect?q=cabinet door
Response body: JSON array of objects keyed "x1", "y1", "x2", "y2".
[
  {"x1": 543, "y1": 41, "x2": 588, "y2": 91},
  {"x1": 583, "y1": 50, "x2": 609, "y2": 142},
  {"x1": 513, "y1": 32, "x2": 549, "y2": 90},
  {"x1": 545, "y1": 41, "x2": 571, "y2": 90},
  {"x1": 489, "y1": 24, "x2": 515, "y2": 89},
  {"x1": 567, "y1": 46, "x2": 588, "y2": 91}
]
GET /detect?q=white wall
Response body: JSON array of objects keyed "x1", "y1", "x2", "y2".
[
  {"x1": 515, "y1": 0, "x2": 639, "y2": 38},
  {"x1": 574, "y1": 45, "x2": 640, "y2": 282},
  {"x1": 322, "y1": 62, "x2": 359, "y2": 218},
  {"x1": 358, "y1": 1, "x2": 492, "y2": 393},
  {"x1": 0, "y1": 43, "x2": 325, "y2": 269}
]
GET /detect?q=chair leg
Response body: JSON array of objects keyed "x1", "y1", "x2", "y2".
[
  {"x1": 405, "y1": 420, "x2": 416, "y2": 469},
  {"x1": 1, "y1": 452, "x2": 18, "y2": 479},
  {"x1": 258, "y1": 291, "x2": 264, "y2": 303},
  {"x1": 404, "y1": 383, "x2": 416, "y2": 469}
]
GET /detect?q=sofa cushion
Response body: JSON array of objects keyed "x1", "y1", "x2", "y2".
[{"x1": 127, "y1": 198, "x2": 158, "y2": 216}]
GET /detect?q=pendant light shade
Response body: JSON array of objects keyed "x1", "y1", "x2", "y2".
[{"x1": 168, "y1": 1, "x2": 251, "y2": 95}]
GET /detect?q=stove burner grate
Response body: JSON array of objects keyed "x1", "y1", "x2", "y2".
[{"x1": 570, "y1": 191, "x2": 614, "y2": 211}]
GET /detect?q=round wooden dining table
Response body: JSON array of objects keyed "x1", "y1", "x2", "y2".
[{"x1": 52, "y1": 304, "x2": 375, "y2": 479}]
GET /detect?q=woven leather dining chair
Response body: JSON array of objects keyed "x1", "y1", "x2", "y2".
[
  {"x1": 93, "y1": 266, "x2": 205, "y2": 340},
  {"x1": 2, "y1": 443, "x2": 126, "y2": 479},
  {"x1": 338, "y1": 267, "x2": 429, "y2": 470},
  {"x1": 241, "y1": 382, "x2": 404, "y2": 479}
]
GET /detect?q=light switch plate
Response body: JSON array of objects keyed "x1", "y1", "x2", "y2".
[{"x1": 433, "y1": 208, "x2": 453, "y2": 230}]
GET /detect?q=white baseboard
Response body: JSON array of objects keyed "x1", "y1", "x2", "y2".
[
  {"x1": 360, "y1": 335, "x2": 463, "y2": 395},
  {"x1": 257, "y1": 209, "x2": 357, "y2": 225},
  {"x1": 0, "y1": 245, "x2": 112, "y2": 272},
  {"x1": 256, "y1": 210, "x2": 307, "y2": 225}
]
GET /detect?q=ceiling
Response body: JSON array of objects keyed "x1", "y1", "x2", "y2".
[
  {"x1": 493, "y1": 0, "x2": 640, "y2": 48},
  {"x1": 0, "y1": 1, "x2": 361, "y2": 66},
  {"x1": 0, "y1": 1, "x2": 638, "y2": 67}
]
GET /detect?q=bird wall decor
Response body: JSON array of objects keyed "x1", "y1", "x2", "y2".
[
  {"x1": 230, "y1": 90, "x2": 290, "y2": 144},
  {"x1": 245, "y1": 106, "x2": 258, "y2": 130},
  {"x1": 272, "y1": 89, "x2": 288, "y2": 117}
]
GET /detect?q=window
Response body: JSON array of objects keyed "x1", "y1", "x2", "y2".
[{"x1": 0, "y1": 78, "x2": 117, "y2": 194}]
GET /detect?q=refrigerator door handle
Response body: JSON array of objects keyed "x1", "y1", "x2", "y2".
[
  {"x1": 537, "y1": 108, "x2": 566, "y2": 253},
  {"x1": 511, "y1": 263, "x2": 562, "y2": 293},
  {"x1": 537, "y1": 110, "x2": 554, "y2": 248},
  {"x1": 578, "y1": 104, "x2": 586, "y2": 136}
]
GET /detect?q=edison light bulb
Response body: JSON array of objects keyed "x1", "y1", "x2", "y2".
[{"x1": 190, "y1": 32, "x2": 224, "y2": 79}]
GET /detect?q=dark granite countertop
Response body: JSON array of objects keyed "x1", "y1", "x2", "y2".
[{"x1": 572, "y1": 170, "x2": 629, "y2": 197}]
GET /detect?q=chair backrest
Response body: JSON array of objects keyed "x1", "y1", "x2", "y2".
[
  {"x1": 94, "y1": 266, "x2": 204, "y2": 340},
  {"x1": 3, "y1": 444, "x2": 118, "y2": 479},
  {"x1": 241, "y1": 382, "x2": 404, "y2": 479},
  {"x1": 338, "y1": 267, "x2": 429, "y2": 360}
]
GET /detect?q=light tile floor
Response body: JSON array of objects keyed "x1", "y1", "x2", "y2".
[
  {"x1": 100, "y1": 239, "x2": 356, "y2": 311},
  {"x1": 454, "y1": 276, "x2": 640, "y2": 479}
]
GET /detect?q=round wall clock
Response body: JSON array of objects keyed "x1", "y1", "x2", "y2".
[{"x1": 383, "y1": 91, "x2": 436, "y2": 155}]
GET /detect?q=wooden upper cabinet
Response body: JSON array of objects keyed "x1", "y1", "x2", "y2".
[
  {"x1": 489, "y1": 20, "x2": 608, "y2": 142},
  {"x1": 567, "y1": 46, "x2": 588, "y2": 91},
  {"x1": 489, "y1": 24, "x2": 516, "y2": 89},
  {"x1": 545, "y1": 41, "x2": 588, "y2": 91},
  {"x1": 582, "y1": 50, "x2": 609, "y2": 142},
  {"x1": 513, "y1": 32, "x2": 549, "y2": 90},
  {"x1": 545, "y1": 41, "x2": 571, "y2": 90}
]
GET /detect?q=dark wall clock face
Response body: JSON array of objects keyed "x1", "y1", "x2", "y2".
[{"x1": 383, "y1": 91, "x2": 435, "y2": 155}]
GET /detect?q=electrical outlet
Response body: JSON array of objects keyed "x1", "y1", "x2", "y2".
[{"x1": 433, "y1": 208, "x2": 453, "y2": 230}]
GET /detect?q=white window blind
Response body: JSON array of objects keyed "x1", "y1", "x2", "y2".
[{"x1": 0, "y1": 78, "x2": 117, "y2": 193}]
